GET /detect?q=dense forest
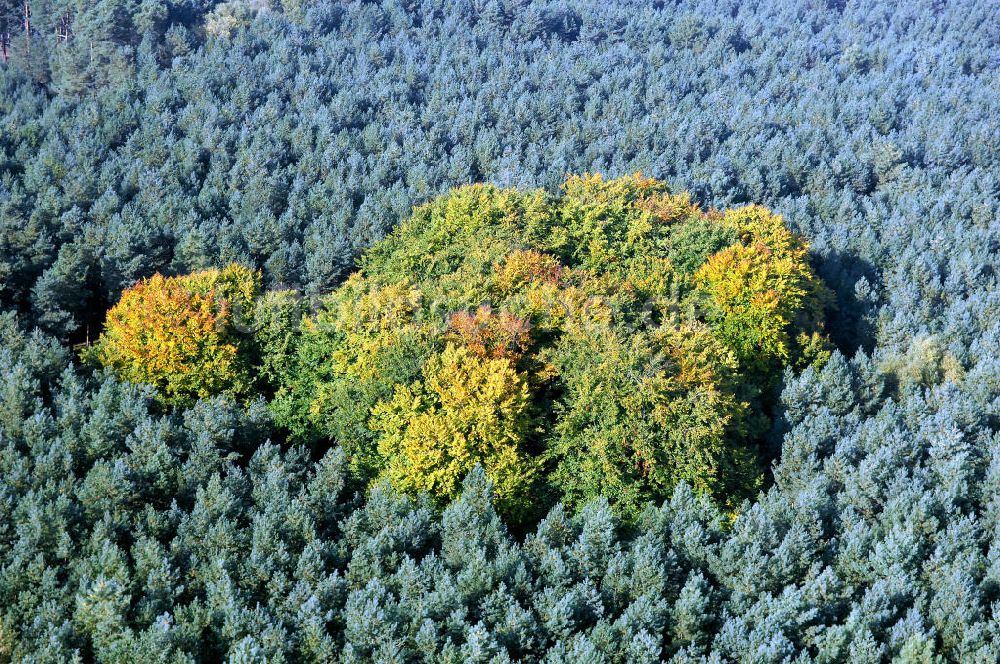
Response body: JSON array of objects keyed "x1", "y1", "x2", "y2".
[{"x1": 1, "y1": 0, "x2": 999, "y2": 661}]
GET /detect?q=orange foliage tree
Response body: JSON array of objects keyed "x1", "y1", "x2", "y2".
[{"x1": 89, "y1": 265, "x2": 261, "y2": 406}]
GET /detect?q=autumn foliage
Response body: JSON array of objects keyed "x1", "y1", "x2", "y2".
[
  {"x1": 90, "y1": 265, "x2": 262, "y2": 406},
  {"x1": 270, "y1": 174, "x2": 831, "y2": 520},
  {"x1": 371, "y1": 343, "x2": 537, "y2": 514},
  {"x1": 91, "y1": 175, "x2": 828, "y2": 520},
  {"x1": 447, "y1": 307, "x2": 533, "y2": 363},
  {"x1": 694, "y1": 205, "x2": 831, "y2": 377}
]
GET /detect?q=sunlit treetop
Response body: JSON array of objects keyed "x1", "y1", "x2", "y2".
[
  {"x1": 89, "y1": 265, "x2": 262, "y2": 407},
  {"x1": 273, "y1": 174, "x2": 831, "y2": 520}
]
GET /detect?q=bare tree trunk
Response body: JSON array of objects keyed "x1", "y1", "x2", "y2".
[
  {"x1": 57, "y1": 14, "x2": 71, "y2": 42},
  {"x1": 22, "y1": 1, "x2": 30, "y2": 54}
]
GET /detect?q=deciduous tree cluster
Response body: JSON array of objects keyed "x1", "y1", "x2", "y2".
[{"x1": 94, "y1": 175, "x2": 829, "y2": 521}]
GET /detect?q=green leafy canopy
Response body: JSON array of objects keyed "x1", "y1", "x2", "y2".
[{"x1": 268, "y1": 174, "x2": 831, "y2": 520}]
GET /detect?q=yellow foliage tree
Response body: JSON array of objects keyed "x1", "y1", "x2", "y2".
[
  {"x1": 369, "y1": 343, "x2": 538, "y2": 515},
  {"x1": 694, "y1": 205, "x2": 830, "y2": 377},
  {"x1": 89, "y1": 265, "x2": 261, "y2": 406},
  {"x1": 551, "y1": 172, "x2": 698, "y2": 273}
]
